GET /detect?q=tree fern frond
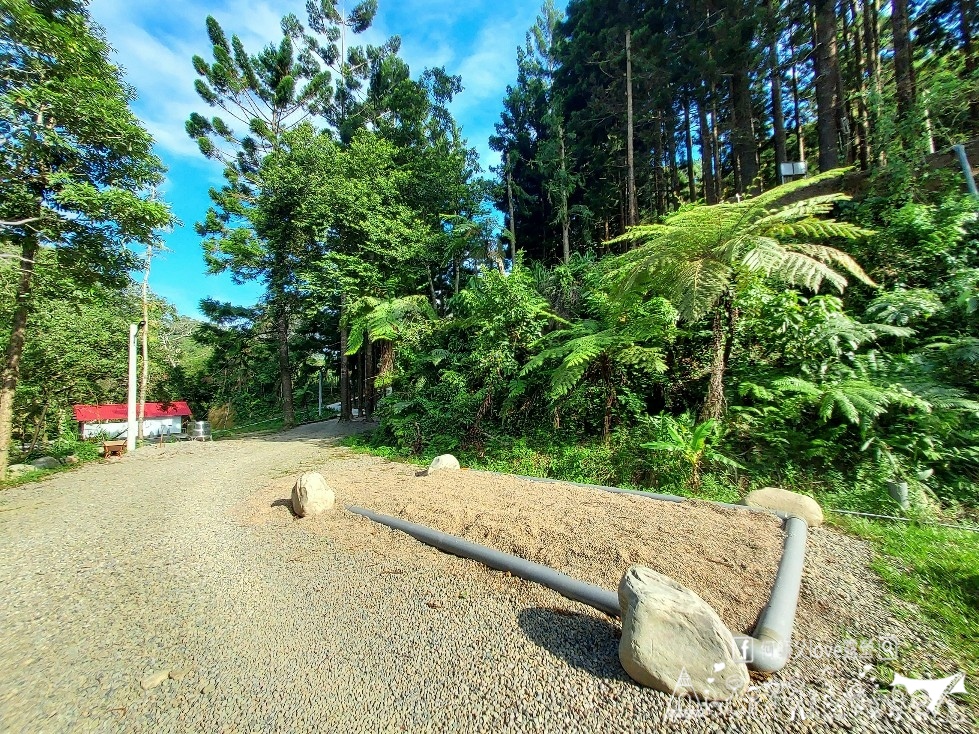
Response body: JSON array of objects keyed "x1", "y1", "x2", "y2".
[
  {"x1": 790, "y1": 243, "x2": 876, "y2": 287},
  {"x1": 865, "y1": 289, "x2": 943, "y2": 326}
]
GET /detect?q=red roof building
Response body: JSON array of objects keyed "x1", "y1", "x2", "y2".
[{"x1": 73, "y1": 402, "x2": 192, "y2": 422}]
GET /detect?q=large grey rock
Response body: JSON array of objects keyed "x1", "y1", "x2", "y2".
[
  {"x1": 618, "y1": 566, "x2": 749, "y2": 700},
  {"x1": 290, "y1": 472, "x2": 335, "y2": 518},
  {"x1": 425, "y1": 454, "x2": 460, "y2": 475},
  {"x1": 28, "y1": 456, "x2": 61, "y2": 470},
  {"x1": 744, "y1": 486, "x2": 823, "y2": 526}
]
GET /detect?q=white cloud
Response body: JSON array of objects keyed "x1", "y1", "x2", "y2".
[{"x1": 90, "y1": 0, "x2": 540, "y2": 171}]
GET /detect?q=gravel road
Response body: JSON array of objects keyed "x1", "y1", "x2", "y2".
[{"x1": 0, "y1": 420, "x2": 971, "y2": 733}]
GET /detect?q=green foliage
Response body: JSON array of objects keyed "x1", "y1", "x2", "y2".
[
  {"x1": 640, "y1": 416, "x2": 742, "y2": 489},
  {"x1": 607, "y1": 180, "x2": 875, "y2": 323}
]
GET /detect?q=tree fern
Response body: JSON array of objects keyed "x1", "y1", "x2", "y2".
[
  {"x1": 606, "y1": 186, "x2": 874, "y2": 323},
  {"x1": 346, "y1": 294, "x2": 435, "y2": 354},
  {"x1": 865, "y1": 289, "x2": 943, "y2": 326}
]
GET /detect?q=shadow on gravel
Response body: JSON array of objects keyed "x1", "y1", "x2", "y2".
[
  {"x1": 518, "y1": 607, "x2": 629, "y2": 682},
  {"x1": 271, "y1": 498, "x2": 297, "y2": 516}
]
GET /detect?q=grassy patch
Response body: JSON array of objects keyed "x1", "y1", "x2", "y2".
[{"x1": 833, "y1": 514, "x2": 979, "y2": 683}]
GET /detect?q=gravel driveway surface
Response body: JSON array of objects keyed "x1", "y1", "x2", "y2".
[{"x1": 0, "y1": 420, "x2": 971, "y2": 733}]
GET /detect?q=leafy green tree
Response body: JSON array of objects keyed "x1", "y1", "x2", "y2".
[
  {"x1": 186, "y1": 4, "x2": 389, "y2": 427},
  {"x1": 607, "y1": 175, "x2": 875, "y2": 421},
  {"x1": 0, "y1": 0, "x2": 172, "y2": 474}
]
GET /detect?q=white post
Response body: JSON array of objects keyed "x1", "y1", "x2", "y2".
[
  {"x1": 318, "y1": 369, "x2": 323, "y2": 417},
  {"x1": 127, "y1": 323, "x2": 138, "y2": 452}
]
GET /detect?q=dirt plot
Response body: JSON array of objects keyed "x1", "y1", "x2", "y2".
[{"x1": 237, "y1": 453, "x2": 785, "y2": 635}]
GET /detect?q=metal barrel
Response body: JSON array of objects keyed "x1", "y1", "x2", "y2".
[{"x1": 189, "y1": 421, "x2": 212, "y2": 440}]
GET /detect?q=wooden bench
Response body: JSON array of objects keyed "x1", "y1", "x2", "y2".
[{"x1": 102, "y1": 440, "x2": 126, "y2": 458}]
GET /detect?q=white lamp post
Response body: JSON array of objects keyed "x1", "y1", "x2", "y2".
[{"x1": 126, "y1": 323, "x2": 139, "y2": 452}]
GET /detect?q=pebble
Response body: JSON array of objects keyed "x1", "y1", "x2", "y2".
[{"x1": 140, "y1": 671, "x2": 168, "y2": 690}]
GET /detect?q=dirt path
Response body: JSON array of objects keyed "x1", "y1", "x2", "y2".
[{"x1": 0, "y1": 421, "x2": 968, "y2": 732}]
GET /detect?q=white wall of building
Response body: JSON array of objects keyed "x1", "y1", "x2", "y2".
[{"x1": 80, "y1": 417, "x2": 183, "y2": 439}]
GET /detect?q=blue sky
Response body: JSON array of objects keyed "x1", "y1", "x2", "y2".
[{"x1": 88, "y1": 0, "x2": 543, "y2": 316}]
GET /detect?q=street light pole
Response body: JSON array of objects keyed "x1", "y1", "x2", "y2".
[{"x1": 126, "y1": 323, "x2": 138, "y2": 452}]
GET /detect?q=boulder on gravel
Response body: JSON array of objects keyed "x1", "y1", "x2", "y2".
[
  {"x1": 425, "y1": 454, "x2": 460, "y2": 475},
  {"x1": 743, "y1": 486, "x2": 823, "y2": 526},
  {"x1": 618, "y1": 565, "x2": 749, "y2": 700},
  {"x1": 291, "y1": 472, "x2": 335, "y2": 517},
  {"x1": 28, "y1": 456, "x2": 61, "y2": 470}
]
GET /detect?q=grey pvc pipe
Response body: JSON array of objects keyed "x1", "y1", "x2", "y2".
[
  {"x1": 348, "y1": 502, "x2": 807, "y2": 674},
  {"x1": 952, "y1": 144, "x2": 979, "y2": 197},
  {"x1": 348, "y1": 506, "x2": 620, "y2": 616},
  {"x1": 731, "y1": 515, "x2": 807, "y2": 673}
]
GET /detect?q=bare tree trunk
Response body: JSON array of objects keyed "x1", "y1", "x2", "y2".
[
  {"x1": 731, "y1": 70, "x2": 758, "y2": 194},
  {"x1": 865, "y1": 0, "x2": 882, "y2": 97},
  {"x1": 771, "y1": 40, "x2": 788, "y2": 182},
  {"x1": 559, "y1": 124, "x2": 570, "y2": 262},
  {"x1": 848, "y1": 0, "x2": 872, "y2": 168},
  {"x1": 378, "y1": 341, "x2": 394, "y2": 387},
  {"x1": 839, "y1": 4, "x2": 856, "y2": 164},
  {"x1": 601, "y1": 358, "x2": 615, "y2": 440},
  {"x1": 339, "y1": 296, "x2": 352, "y2": 422},
  {"x1": 427, "y1": 266, "x2": 441, "y2": 309},
  {"x1": 666, "y1": 107, "x2": 680, "y2": 211},
  {"x1": 138, "y1": 243, "x2": 152, "y2": 441},
  {"x1": 698, "y1": 93, "x2": 717, "y2": 204},
  {"x1": 891, "y1": 0, "x2": 916, "y2": 133},
  {"x1": 684, "y1": 96, "x2": 697, "y2": 201},
  {"x1": 26, "y1": 399, "x2": 49, "y2": 458},
  {"x1": 357, "y1": 338, "x2": 371, "y2": 418},
  {"x1": 625, "y1": 29, "x2": 637, "y2": 226},
  {"x1": 505, "y1": 149, "x2": 517, "y2": 256},
  {"x1": 654, "y1": 112, "x2": 665, "y2": 216},
  {"x1": 814, "y1": 0, "x2": 841, "y2": 171},
  {"x1": 276, "y1": 303, "x2": 295, "y2": 428},
  {"x1": 962, "y1": 0, "x2": 979, "y2": 124},
  {"x1": 711, "y1": 95, "x2": 723, "y2": 199},
  {"x1": 0, "y1": 235, "x2": 38, "y2": 476},
  {"x1": 699, "y1": 309, "x2": 728, "y2": 423},
  {"x1": 790, "y1": 34, "x2": 806, "y2": 162}
]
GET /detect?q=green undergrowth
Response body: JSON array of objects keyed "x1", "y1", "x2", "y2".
[
  {"x1": 1, "y1": 438, "x2": 101, "y2": 489},
  {"x1": 339, "y1": 430, "x2": 746, "y2": 503}
]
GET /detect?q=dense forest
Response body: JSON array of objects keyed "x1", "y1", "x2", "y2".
[{"x1": 1, "y1": 0, "x2": 978, "y2": 523}]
